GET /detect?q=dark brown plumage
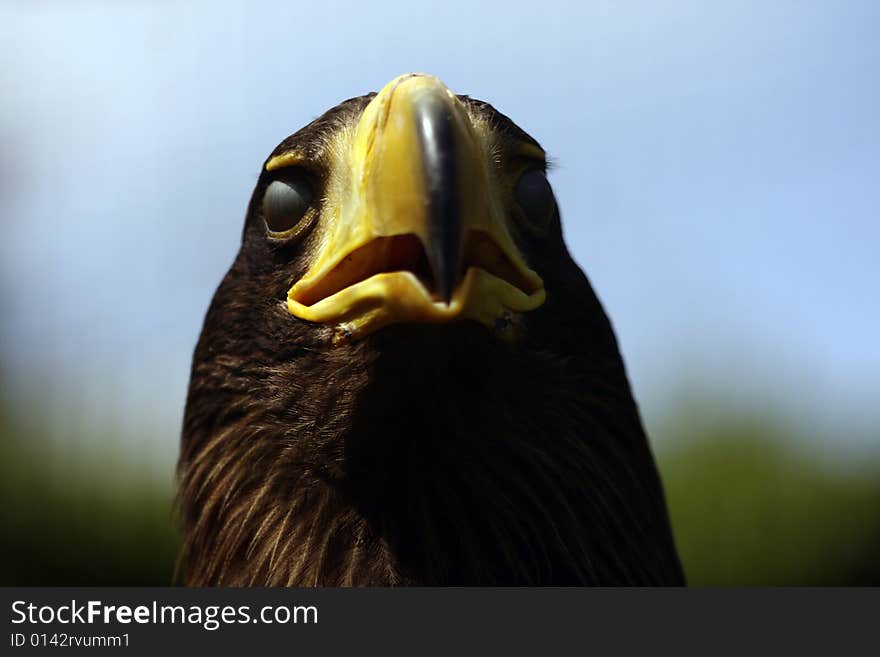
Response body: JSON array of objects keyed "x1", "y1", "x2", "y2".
[{"x1": 177, "y1": 79, "x2": 685, "y2": 586}]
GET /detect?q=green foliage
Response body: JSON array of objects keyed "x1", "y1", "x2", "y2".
[
  {"x1": 0, "y1": 411, "x2": 179, "y2": 586},
  {"x1": 0, "y1": 474, "x2": 178, "y2": 586},
  {"x1": 658, "y1": 421, "x2": 880, "y2": 586}
]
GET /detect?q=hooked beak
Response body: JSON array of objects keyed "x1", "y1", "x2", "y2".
[{"x1": 272, "y1": 73, "x2": 546, "y2": 341}]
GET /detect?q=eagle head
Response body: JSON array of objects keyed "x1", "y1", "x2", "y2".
[{"x1": 178, "y1": 74, "x2": 684, "y2": 586}]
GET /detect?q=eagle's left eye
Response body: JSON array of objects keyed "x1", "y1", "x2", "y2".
[
  {"x1": 514, "y1": 169, "x2": 555, "y2": 232},
  {"x1": 262, "y1": 173, "x2": 315, "y2": 234}
]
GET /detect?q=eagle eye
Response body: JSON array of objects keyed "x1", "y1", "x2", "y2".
[
  {"x1": 514, "y1": 169, "x2": 555, "y2": 232},
  {"x1": 262, "y1": 173, "x2": 315, "y2": 234}
]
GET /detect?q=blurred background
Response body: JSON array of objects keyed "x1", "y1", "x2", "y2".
[{"x1": 1, "y1": 0, "x2": 878, "y2": 585}]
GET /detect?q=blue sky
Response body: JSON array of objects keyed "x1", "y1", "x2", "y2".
[{"x1": 1, "y1": 1, "x2": 878, "y2": 472}]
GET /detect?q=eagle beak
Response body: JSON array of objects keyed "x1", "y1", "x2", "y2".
[{"x1": 277, "y1": 73, "x2": 546, "y2": 340}]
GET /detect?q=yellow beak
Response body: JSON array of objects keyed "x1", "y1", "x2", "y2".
[{"x1": 276, "y1": 73, "x2": 546, "y2": 341}]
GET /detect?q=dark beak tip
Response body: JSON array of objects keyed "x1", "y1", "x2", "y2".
[{"x1": 425, "y1": 244, "x2": 457, "y2": 305}]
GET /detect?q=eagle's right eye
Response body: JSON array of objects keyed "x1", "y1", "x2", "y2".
[{"x1": 262, "y1": 173, "x2": 315, "y2": 234}]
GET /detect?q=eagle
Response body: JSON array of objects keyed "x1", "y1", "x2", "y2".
[{"x1": 177, "y1": 73, "x2": 685, "y2": 586}]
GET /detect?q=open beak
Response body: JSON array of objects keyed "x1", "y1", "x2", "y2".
[{"x1": 274, "y1": 73, "x2": 546, "y2": 340}]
